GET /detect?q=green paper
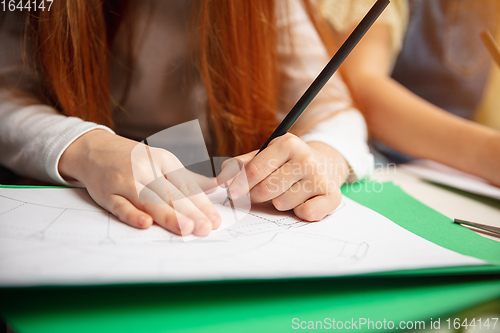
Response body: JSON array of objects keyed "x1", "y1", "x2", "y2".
[
  {"x1": 0, "y1": 185, "x2": 76, "y2": 189},
  {"x1": 1, "y1": 181, "x2": 499, "y2": 333},
  {"x1": 1, "y1": 277, "x2": 499, "y2": 333},
  {"x1": 342, "y1": 182, "x2": 500, "y2": 264}
]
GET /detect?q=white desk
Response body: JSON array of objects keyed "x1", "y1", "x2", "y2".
[{"x1": 373, "y1": 166, "x2": 500, "y2": 242}]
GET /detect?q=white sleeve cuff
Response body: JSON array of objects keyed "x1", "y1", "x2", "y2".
[
  {"x1": 0, "y1": 101, "x2": 116, "y2": 186},
  {"x1": 299, "y1": 109, "x2": 374, "y2": 181},
  {"x1": 44, "y1": 121, "x2": 115, "y2": 186}
]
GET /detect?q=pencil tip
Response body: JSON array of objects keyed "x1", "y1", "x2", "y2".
[{"x1": 222, "y1": 197, "x2": 230, "y2": 206}]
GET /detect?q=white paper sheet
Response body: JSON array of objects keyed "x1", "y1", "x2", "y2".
[
  {"x1": 403, "y1": 160, "x2": 500, "y2": 200},
  {"x1": 0, "y1": 187, "x2": 485, "y2": 286}
]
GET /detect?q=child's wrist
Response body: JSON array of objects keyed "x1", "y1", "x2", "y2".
[{"x1": 58, "y1": 129, "x2": 114, "y2": 183}]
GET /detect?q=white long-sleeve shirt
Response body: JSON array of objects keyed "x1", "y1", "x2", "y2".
[{"x1": 0, "y1": 0, "x2": 373, "y2": 185}]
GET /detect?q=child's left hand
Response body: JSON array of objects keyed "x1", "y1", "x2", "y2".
[{"x1": 218, "y1": 133, "x2": 350, "y2": 221}]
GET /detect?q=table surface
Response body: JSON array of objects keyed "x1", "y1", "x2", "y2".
[
  {"x1": 373, "y1": 166, "x2": 500, "y2": 242},
  {"x1": 1, "y1": 167, "x2": 499, "y2": 333}
]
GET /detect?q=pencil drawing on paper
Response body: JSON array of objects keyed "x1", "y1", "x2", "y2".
[
  {"x1": 0, "y1": 188, "x2": 367, "y2": 279},
  {"x1": 0, "y1": 187, "x2": 483, "y2": 287}
]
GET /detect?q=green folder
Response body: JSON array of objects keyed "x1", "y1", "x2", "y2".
[
  {"x1": 343, "y1": 181, "x2": 500, "y2": 268},
  {"x1": 1, "y1": 181, "x2": 499, "y2": 333}
]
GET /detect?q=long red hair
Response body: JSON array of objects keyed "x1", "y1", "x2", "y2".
[{"x1": 27, "y1": 0, "x2": 335, "y2": 156}]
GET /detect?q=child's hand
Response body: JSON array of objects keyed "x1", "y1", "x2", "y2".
[
  {"x1": 219, "y1": 133, "x2": 349, "y2": 221},
  {"x1": 59, "y1": 130, "x2": 220, "y2": 236}
]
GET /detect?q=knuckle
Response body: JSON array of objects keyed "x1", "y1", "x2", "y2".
[
  {"x1": 178, "y1": 181, "x2": 201, "y2": 197},
  {"x1": 278, "y1": 135, "x2": 293, "y2": 151},
  {"x1": 283, "y1": 132, "x2": 298, "y2": 141},
  {"x1": 272, "y1": 197, "x2": 286, "y2": 211},
  {"x1": 131, "y1": 159, "x2": 149, "y2": 174},
  {"x1": 256, "y1": 181, "x2": 272, "y2": 197},
  {"x1": 111, "y1": 200, "x2": 128, "y2": 216},
  {"x1": 278, "y1": 134, "x2": 304, "y2": 155},
  {"x1": 151, "y1": 147, "x2": 168, "y2": 158},
  {"x1": 224, "y1": 158, "x2": 243, "y2": 170},
  {"x1": 123, "y1": 210, "x2": 136, "y2": 224},
  {"x1": 298, "y1": 205, "x2": 319, "y2": 222},
  {"x1": 87, "y1": 186, "x2": 106, "y2": 203},
  {"x1": 199, "y1": 202, "x2": 218, "y2": 218},
  {"x1": 168, "y1": 190, "x2": 185, "y2": 203},
  {"x1": 246, "y1": 163, "x2": 261, "y2": 180},
  {"x1": 109, "y1": 172, "x2": 127, "y2": 186},
  {"x1": 284, "y1": 133, "x2": 301, "y2": 147},
  {"x1": 331, "y1": 181, "x2": 341, "y2": 194},
  {"x1": 312, "y1": 176, "x2": 328, "y2": 193},
  {"x1": 140, "y1": 201, "x2": 152, "y2": 211},
  {"x1": 320, "y1": 174, "x2": 330, "y2": 185},
  {"x1": 162, "y1": 211, "x2": 179, "y2": 227},
  {"x1": 326, "y1": 184, "x2": 341, "y2": 200},
  {"x1": 298, "y1": 154, "x2": 315, "y2": 168},
  {"x1": 156, "y1": 149, "x2": 182, "y2": 167}
]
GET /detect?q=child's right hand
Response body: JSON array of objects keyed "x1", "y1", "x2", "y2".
[{"x1": 58, "y1": 129, "x2": 221, "y2": 236}]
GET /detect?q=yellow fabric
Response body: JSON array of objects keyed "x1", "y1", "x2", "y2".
[
  {"x1": 318, "y1": 0, "x2": 409, "y2": 57},
  {"x1": 475, "y1": 26, "x2": 500, "y2": 131},
  {"x1": 320, "y1": 0, "x2": 500, "y2": 130}
]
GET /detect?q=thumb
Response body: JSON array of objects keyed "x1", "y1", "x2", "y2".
[{"x1": 218, "y1": 150, "x2": 258, "y2": 187}]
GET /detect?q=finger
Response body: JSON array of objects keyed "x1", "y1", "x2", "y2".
[
  {"x1": 130, "y1": 143, "x2": 165, "y2": 186},
  {"x1": 293, "y1": 191, "x2": 342, "y2": 222},
  {"x1": 135, "y1": 183, "x2": 195, "y2": 236},
  {"x1": 186, "y1": 191, "x2": 222, "y2": 230},
  {"x1": 107, "y1": 194, "x2": 153, "y2": 229},
  {"x1": 162, "y1": 167, "x2": 209, "y2": 196},
  {"x1": 229, "y1": 136, "x2": 303, "y2": 199},
  {"x1": 271, "y1": 180, "x2": 313, "y2": 211},
  {"x1": 217, "y1": 156, "x2": 247, "y2": 187},
  {"x1": 162, "y1": 155, "x2": 220, "y2": 231},
  {"x1": 160, "y1": 160, "x2": 220, "y2": 226},
  {"x1": 273, "y1": 177, "x2": 341, "y2": 215},
  {"x1": 150, "y1": 180, "x2": 213, "y2": 237},
  {"x1": 167, "y1": 169, "x2": 221, "y2": 230},
  {"x1": 218, "y1": 178, "x2": 234, "y2": 189},
  {"x1": 145, "y1": 203, "x2": 195, "y2": 236},
  {"x1": 186, "y1": 169, "x2": 218, "y2": 193},
  {"x1": 250, "y1": 163, "x2": 303, "y2": 203},
  {"x1": 223, "y1": 151, "x2": 256, "y2": 167},
  {"x1": 169, "y1": 195, "x2": 213, "y2": 236},
  {"x1": 204, "y1": 186, "x2": 218, "y2": 194}
]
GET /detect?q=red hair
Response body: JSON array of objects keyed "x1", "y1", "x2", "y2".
[{"x1": 27, "y1": 0, "x2": 335, "y2": 156}]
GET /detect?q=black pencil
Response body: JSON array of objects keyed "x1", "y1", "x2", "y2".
[{"x1": 223, "y1": 0, "x2": 390, "y2": 205}]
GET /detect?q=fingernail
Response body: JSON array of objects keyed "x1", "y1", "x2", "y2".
[
  {"x1": 229, "y1": 190, "x2": 239, "y2": 200},
  {"x1": 196, "y1": 219, "x2": 209, "y2": 227},
  {"x1": 178, "y1": 219, "x2": 194, "y2": 234},
  {"x1": 138, "y1": 216, "x2": 150, "y2": 228},
  {"x1": 196, "y1": 220, "x2": 212, "y2": 233},
  {"x1": 178, "y1": 218, "x2": 192, "y2": 228},
  {"x1": 209, "y1": 215, "x2": 220, "y2": 223}
]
